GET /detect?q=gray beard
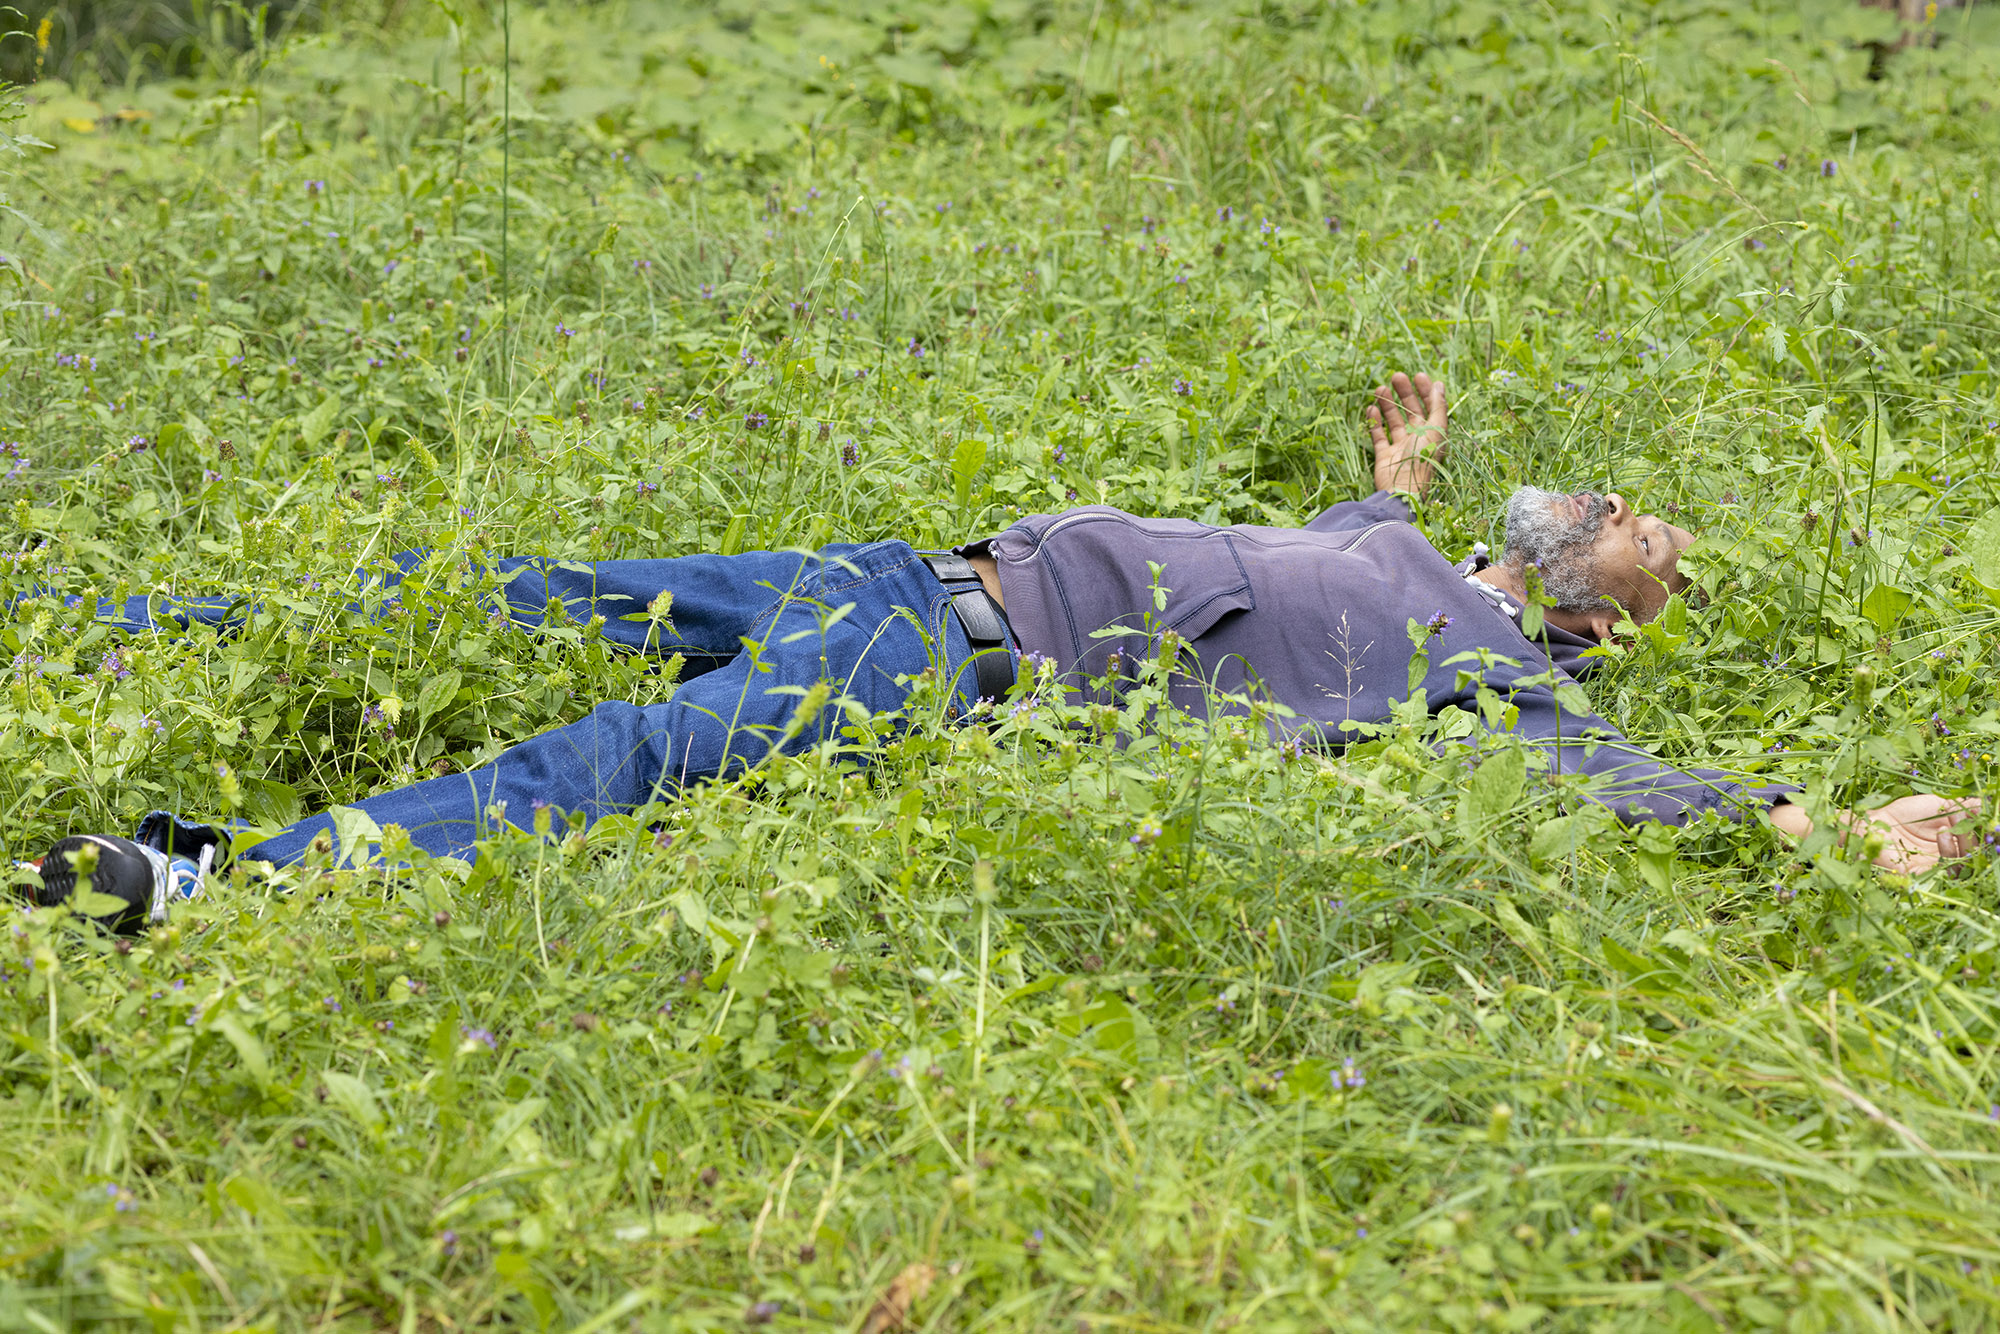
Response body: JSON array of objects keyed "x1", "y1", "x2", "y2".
[{"x1": 1502, "y1": 485, "x2": 1612, "y2": 612}]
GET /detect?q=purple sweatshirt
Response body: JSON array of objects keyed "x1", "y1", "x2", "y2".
[{"x1": 981, "y1": 491, "x2": 1795, "y2": 827}]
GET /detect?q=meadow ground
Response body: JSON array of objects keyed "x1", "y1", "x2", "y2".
[{"x1": 4, "y1": 0, "x2": 2000, "y2": 1328}]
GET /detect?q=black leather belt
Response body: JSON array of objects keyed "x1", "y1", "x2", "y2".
[{"x1": 922, "y1": 552, "x2": 1017, "y2": 703}]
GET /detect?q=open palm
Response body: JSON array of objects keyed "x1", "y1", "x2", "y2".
[
  {"x1": 1364, "y1": 370, "x2": 1448, "y2": 498},
  {"x1": 1859, "y1": 793, "x2": 1983, "y2": 873}
]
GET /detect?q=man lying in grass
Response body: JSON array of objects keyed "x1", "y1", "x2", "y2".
[{"x1": 24, "y1": 370, "x2": 1977, "y2": 930}]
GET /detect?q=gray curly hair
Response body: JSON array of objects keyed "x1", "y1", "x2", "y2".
[{"x1": 1501, "y1": 486, "x2": 1613, "y2": 612}]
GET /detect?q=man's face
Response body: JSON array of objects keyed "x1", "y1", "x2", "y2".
[{"x1": 1503, "y1": 486, "x2": 1695, "y2": 623}]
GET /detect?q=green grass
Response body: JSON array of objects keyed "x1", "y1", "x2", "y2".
[{"x1": 5, "y1": 0, "x2": 2000, "y2": 1327}]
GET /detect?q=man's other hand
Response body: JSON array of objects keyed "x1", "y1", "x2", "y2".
[
  {"x1": 1366, "y1": 371, "x2": 1447, "y2": 499},
  {"x1": 1768, "y1": 792, "x2": 1983, "y2": 874}
]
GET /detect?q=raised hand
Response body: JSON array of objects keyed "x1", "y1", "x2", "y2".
[{"x1": 1365, "y1": 370, "x2": 1448, "y2": 499}]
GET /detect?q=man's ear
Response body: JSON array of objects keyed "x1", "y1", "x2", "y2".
[{"x1": 1581, "y1": 607, "x2": 1626, "y2": 641}]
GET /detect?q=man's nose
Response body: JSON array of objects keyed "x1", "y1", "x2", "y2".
[{"x1": 1604, "y1": 493, "x2": 1631, "y2": 523}]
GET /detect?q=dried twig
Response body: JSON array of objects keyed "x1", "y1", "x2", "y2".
[{"x1": 859, "y1": 1262, "x2": 937, "y2": 1334}]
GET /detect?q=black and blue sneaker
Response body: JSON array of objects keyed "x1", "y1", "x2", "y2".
[{"x1": 21, "y1": 814, "x2": 228, "y2": 934}]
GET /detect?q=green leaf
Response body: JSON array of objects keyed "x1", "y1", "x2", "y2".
[
  {"x1": 1491, "y1": 893, "x2": 1551, "y2": 973},
  {"x1": 652, "y1": 1212, "x2": 714, "y2": 1239},
  {"x1": 671, "y1": 889, "x2": 710, "y2": 939},
  {"x1": 1659, "y1": 591, "x2": 1687, "y2": 637},
  {"x1": 223, "y1": 1172, "x2": 290, "y2": 1221},
  {"x1": 299, "y1": 396, "x2": 340, "y2": 451},
  {"x1": 212, "y1": 1013, "x2": 272, "y2": 1091},
  {"x1": 1529, "y1": 814, "x2": 1584, "y2": 867},
  {"x1": 1552, "y1": 681, "x2": 1594, "y2": 717},
  {"x1": 1459, "y1": 747, "x2": 1526, "y2": 831},
  {"x1": 428, "y1": 1006, "x2": 461, "y2": 1082},
  {"x1": 328, "y1": 806, "x2": 382, "y2": 868},
  {"x1": 68, "y1": 889, "x2": 133, "y2": 919},
  {"x1": 320, "y1": 1071, "x2": 384, "y2": 1133},
  {"x1": 1633, "y1": 820, "x2": 1677, "y2": 892},
  {"x1": 417, "y1": 668, "x2": 463, "y2": 723},
  {"x1": 1965, "y1": 508, "x2": 2000, "y2": 591},
  {"x1": 240, "y1": 778, "x2": 300, "y2": 828},
  {"x1": 951, "y1": 436, "x2": 988, "y2": 512},
  {"x1": 1860, "y1": 583, "x2": 1912, "y2": 632},
  {"x1": 490, "y1": 1096, "x2": 548, "y2": 1153},
  {"x1": 1600, "y1": 936, "x2": 1653, "y2": 979}
]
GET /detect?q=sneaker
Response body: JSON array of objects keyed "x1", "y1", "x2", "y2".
[
  {"x1": 22, "y1": 812, "x2": 226, "y2": 935},
  {"x1": 25, "y1": 835, "x2": 203, "y2": 934}
]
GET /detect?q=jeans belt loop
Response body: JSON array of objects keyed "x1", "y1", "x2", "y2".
[{"x1": 920, "y1": 553, "x2": 1017, "y2": 704}]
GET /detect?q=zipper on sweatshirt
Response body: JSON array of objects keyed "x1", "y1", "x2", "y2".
[
  {"x1": 1230, "y1": 519, "x2": 1401, "y2": 554},
  {"x1": 1341, "y1": 521, "x2": 1396, "y2": 552},
  {"x1": 1031, "y1": 512, "x2": 1402, "y2": 554}
]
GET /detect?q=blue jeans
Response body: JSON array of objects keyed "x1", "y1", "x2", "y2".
[{"x1": 90, "y1": 542, "x2": 1004, "y2": 864}]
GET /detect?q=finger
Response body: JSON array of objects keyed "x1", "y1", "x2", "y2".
[
  {"x1": 1392, "y1": 371, "x2": 1424, "y2": 419},
  {"x1": 1896, "y1": 793, "x2": 1952, "y2": 820},
  {"x1": 1909, "y1": 793, "x2": 1981, "y2": 820},
  {"x1": 1375, "y1": 385, "x2": 1409, "y2": 439},
  {"x1": 1938, "y1": 809, "x2": 1985, "y2": 858},
  {"x1": 1409, "y1": 372, "x2": 1436, "y2": 442},
  {"x1": 1425, "y1": 376, "x2": 1448, "y2": 441},
  {"x1": 1365, "y1": 403, "x2": 1389, "y2": 453},
  {"x1": 1893, "y1": 798, "x2": 1982, "y2": 850},
  {"x1": 1876, "y1": 834, "x2": 1933, "y2": 873}
]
